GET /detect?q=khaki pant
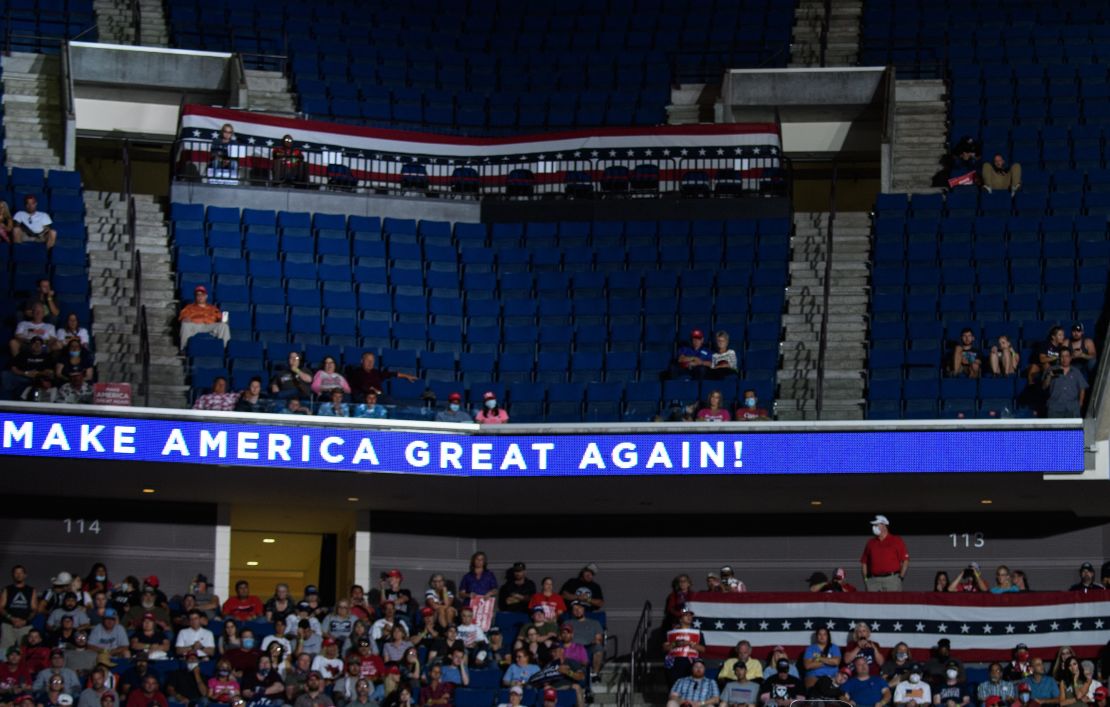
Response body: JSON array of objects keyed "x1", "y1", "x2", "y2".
[
  {"x1": 865, "y1": 574, "x2": 903, "y2": 592},
  {"x1": 0, "y1": 623, "x2": 31, "y2": 654},
  {"x1": 181, "y1": 321, "x2": 230, "y2": 348}
]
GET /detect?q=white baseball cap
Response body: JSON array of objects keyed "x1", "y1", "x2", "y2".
[{"x1": 870, "y1": 515, "x2": 890, "y2": 526}]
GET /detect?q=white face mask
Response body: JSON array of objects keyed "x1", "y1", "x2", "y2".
[
  {"x1": 484, "y1": 399, "x2": 497, "y2": 409},
  {"x1": 909, "y1": 674, "x2": 921, "y2": 684},
  {"x1": 897, "y1": 652, "x2": 909, "y2": 661},
  {"x1": 1020, "y1": 694, "x2": 1030, "y2": 704},
  {"x1": 872, "y1": 525, "x2": 882, "y2": 536},
  {"x1": 946, "y1": 669, "x2": 959, "y2": 680}
]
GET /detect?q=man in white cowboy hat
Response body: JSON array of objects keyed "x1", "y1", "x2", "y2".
[{"x1": 859, "y1": 515, "x2": 909, "y2": 592}]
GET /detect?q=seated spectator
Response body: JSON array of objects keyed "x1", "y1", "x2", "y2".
[
  {"x1": 560, "y1": 565, "x2": 604, "y2": 610},
  {"x1": 419, "y1": 663, "x2": 453, "y2": 707},
  {"x1": 321, "y1": 602, "x2": 356, "y2": 644},
  {"x1": 209, "y1": 123, "x2": 240, "y2": 183},
  {"x1": 497, "y1": 563, "x2": 535, "y2": 615},
  {"x1": 844, "y1": 623, "x2": 884, "y2": 669},
  {"x1": 347, "y1": 352, "x2": 416, "y2": 400},
  {"x1": 282, "y1": 398, "x2": 312, "y2": 415},
  {"x1": 12, "y1": 195, "x2": 56, "y2": 249},
  {"x1": 566, "y1": 602, "x2": 603, "y2": 675},
  {"x1": 205, "y1": 660, "x2": 239, "y2": 705},
  {"x1": 932, "y1": 659, "x2": 971, "y2": 707},
  {"x1": 950, "y1": 328, "x2": 982, "y2": 378},
  {"x1": 947, "y1": 137, "x2": 980, "y2": 188},
  {"x1": 272, "y1": 134, "x2": 308, "y2": 186},
  {"x1": 178, "y1": 286, "x2": 229, "y2": 349},
  {"x1": 718, "y1": 640, "x2": 763, "y2": 686},
  {"x1": 668, "y1": 330, "x2": 712, "y2": 380},
  {"x1": 435, "y1": 392, "x2": 471, "y2": 423},
  {"x1": 809, "y1": 666, "x2": 852, "y2": 701},
  {"x1": 318, "y1": 389, "x2": 351, "y2": 417},
  {"x1": 1066, "y1": 323, "x2": 1097, "y2": 378},
  {"x1": 381, "y1": 626, "x2": 414, "y2": 666},
  {"x1": 882, "y1": 644, "x2": 914, "y2": 687},
  {"x1": 1025, "y1": 658, "x2": 1059, "y2": 705},
  {"x1": 720, "y1": 566, "x2": 745, "y2": 593},
  {"x1": 86, "y1": 611, "x2": 128, "y2": 659},
  {"x1": 842, "y1": 656, "x2": 891, "y2": 707},
  {"x1": 498, "y1": 685, "x2": 525, "y2": 707},
  {"x1": 892, "y1": 664, "x2": 930, "y2": 707},
  {"x1": 174, "y1": 610, "x2": 214, "y2": 661},
  {"x1": 271, "y1": 352, "x2": 313, "y2": 399},
  {"x1": 989, "y1": 335, "x2": 1020, "y2": 377},
  {"x1": 129, "y1": 616, "x2": 169, "y2": 659},
  {"x1": 312, "y1": 357, "x2": 351, "y2": 398},
  {"x1": 762, "y1": 656, "x2": 803, "y2": 706},
  {"x1": 222, "y1": 582, "x2": 264, "y2": 622},
  {"x1": 241, "y1": 654, "x2": 284, "y2": 703},
  {"x1": 0, "y1": 198, "x2": 13, "y2": 243},
  {"x1": 54, "y1": 314, "x2": 89, "y2": 351},
  {"x1": 708, "y1": 331, "x2": 739, "y2": 379},
  {"x1": 810, "y1": 568, "x2": 856, "y2": 593},
  {"x1": 982, "y1": 153, "x2": 1022, "y2": 193},
  {"x1": 311, "y1": 639, "x2": 344, "y2": 683},
  {"x1": 556, "y1": 625, "x2": 589, "y2": 672},
  {"x1": 735, "y1": 389, "x2": 770, "y2": 421},
  {"x1": 1042, "y1": 350, "x2": 1088, "y2": 418},
  {"x1": 991, "y1": 566, "x2": 1020, "y2": 595},
  {"x1": 234, "y1": 377, "x2": 268, "y2": 413},
  {"x1": 76, "y1": 666, "x2": 113, "y2": 707},
  {"x1": 33, "y1": 648, "x2": 80, "y2": 695},
  {"x1": 1027, "y1": 327, "x2": 1066, "y2": 385},
  {"x1": 354, "y1": 391, "x2": 388, "y2": 419},
  {"x1": 976, "y1": 663, "x2": 1015, "y2": 705},
  {"x1": 802, "y1": 627, "x2": 841, "y2": 689},
  {"x1": 193, "y1": 377, "x2": 239, "y2": 411},
  {"x1": 8, "y1": 337, "x2": 56, "y2": 401},
  {"x1": 474, "y1": 392, "x2": 509, "y2": 424},
  {"x1": 536, "y1": 642, "x2": 585, "y2": 707},
  {"x1": 54, "y1": 339, "x2": 94, "y2": 383},
  {"x1": 948, "y1": 565, "x2": 988, "y2": 592},
  {"x1": 697, "y1": 390, "x2": 732, "y2": 421},
  {"x1": 9, "y1": 303, "x2": 56, "y2": 357},
  {"x1": 23, "y1": 279, "x2": 60, "y2": 322},
  {"x1": 1004, "y1": 644, "x2": 1033, "y2": 682},
  {"x1": 721, "y1": 663, "x2": 760, "y2": 707},
  {"x1": 1068, "y1": 562, "x2": 1103, "y2": 592},
  {"x1": 46, "y1": 594, "x2": 88, "y2": 634},
  {"x1": 0, "y1": 646, "x2": 32, "y2": 699}
]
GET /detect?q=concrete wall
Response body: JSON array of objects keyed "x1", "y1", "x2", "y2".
[{"x1": 69, "y1": 42, "x2": 232, "y2": 93}]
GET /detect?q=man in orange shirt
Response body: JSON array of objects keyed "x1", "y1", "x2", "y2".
[
  {"x1": 860, "y1": 515, "x2": 909, "y2": 592},
  {"x1": 178, "y1": 285, "x2": 230, "y2": 349}
]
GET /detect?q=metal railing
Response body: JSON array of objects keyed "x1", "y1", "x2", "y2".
[
  {"x1": 818, "y1": 0, "x2": 832, "y2": 68},
  {"x1": 616, "y1": 600, "x2": 652, "y2": 707},
  {"x1": 123, "y1": 140, "x2": 150, "y2": 405},
  {"x1": 129, "y1": 0, "x2": 140, "y2": 46},
  {"x1": 815, "y1": 162, "x2": 839, "y2": 418},
  {"x1": 172, "y1": 138, "x2": 790, "y2": 202}
]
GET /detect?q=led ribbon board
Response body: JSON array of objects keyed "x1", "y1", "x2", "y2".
[{"x1": 0, "y1": 411, "x2": 1084, "y2": 476}]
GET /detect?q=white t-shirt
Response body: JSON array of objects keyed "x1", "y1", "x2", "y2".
[
  {"x1": 56, "y1": 327, "x2": 90, "y2": 346},
  {"x1": 175, "y1": 626, "x2": 216, "y2": 654},
  {"x1": 894, "y1": 680, "x2": 932, "y2": 705},
  {"x1": 457, "y1": 623, "x2": 488, "y2": 647},
  {"x1": 15, "y1": 320, "x2": 56, "y2": 342},
  {"x1": 311, "y1": 655, "x2": 345, "y2": 680},
  {"x1": 14, "y1": 210, "x2": 52, "y2": 234}
]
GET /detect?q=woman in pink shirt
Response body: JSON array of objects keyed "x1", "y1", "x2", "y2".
[
  {"x1": 311, "y1": 356, "x2": 351, "y2": 396},
  {"x1": 696, "y1": 390, "x2": 731, "y2": 421},
  {"x1": 475, "y1": 391, "x2": 509, "y2": 424},
  {"x1": 206, "y1": 659, "x2": 240, "y2": 703}
]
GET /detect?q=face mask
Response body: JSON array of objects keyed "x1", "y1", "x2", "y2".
[
  {"x1": 258, "y1": 669, "x2": 270, "y2": 677},
  {"x1": 1020, "y1": 695, "x2": 1030, "y2": 704},
  {"x1": 95, "y1": 575, "x2": 106, "y2": 582},
  {"x1": 897, "y1": 652, "x2": 909, "y2": 661},
  {"x1": 872, "y1": 525, "x2": 882, "y2": 536},
  {"x1": 946, "y1": 669, "x2": 959, "y2": 680},
  {"x1": 219, "y1": 670, "x2": 230, "y2": 678},
  {"x1": 909, "y1": 674, "x2": 921, "y2": 684},
  {"x1": 242, "y1": 639, "x2": 255, "y2": 649},
  {"x1": 744, "y1": 397, "x2": 756, "y2": 407},
  {"x1": 187, "y1": 663, "x2": 199, "y2": 671},
  {"x1": 485, "y1": 399, "x2": 496, "y2": 409},
  {"x1": 449, "y1": 403, "x2": 460, "y2": 412},
  {"x1": 120, "y1": 583, "x2": 131, "y2": 592}
]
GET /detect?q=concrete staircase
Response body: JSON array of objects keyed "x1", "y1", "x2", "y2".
[
  {"x1": 135, "y1": 0, "x2": 170, "y2": 46},
  {"x1": 84, "y1": 192, "x2": 188, "y2": 408},
  {"x1": 92, "y1": 0, "x2": 136, "y2": 45},
  {"x1": 245, "y1": 70, "x2": 297, "y2": 115},
  {"x1": 777, "y1": 211, "x2": 870, "y2": 420},
  {"x1": 790, "y1": 0, "x2": 862, "y2": 67},
  {"x1": 890, "y1": 79, "x2": 948, "y2": 192},
  {"x1": 1, "y1": 53, "x2": 64, "y2": 169}
]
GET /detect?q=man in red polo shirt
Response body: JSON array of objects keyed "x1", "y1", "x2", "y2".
[
  {"x1": 860, "y1": 515, "x2": 909, "y2": 592},
  {"x1": 221, "y1": 581, "x2": 264, "y2": 621}
]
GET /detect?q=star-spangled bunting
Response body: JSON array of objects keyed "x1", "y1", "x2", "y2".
[{"x1": 686, "y1": 615, "x2": 1109, "y2": 635}]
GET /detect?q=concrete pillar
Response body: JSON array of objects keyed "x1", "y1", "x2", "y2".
[
  {"x1": 215, "y1": 503, "x2": 231, "y2": 603},
  {"x1": 353, "y1": 510, "x2": 371, "y2": 593}
]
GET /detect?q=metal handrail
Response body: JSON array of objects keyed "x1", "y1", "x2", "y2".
[
  {"x1": 818, "y1": 0, "x2": 832, "y2": 68},
  {"x1": 139, "y1": 304, "x2": 150, "y2": 407},
  {"x1": 616, "y1": 600, "x2": 652, "y2": 707},
  {"x1": 815, "y1": 162, "x2": 839, "y2": 418},
  {"x1": 130, "y1": 0, "x2": 141, "y2": 46}
]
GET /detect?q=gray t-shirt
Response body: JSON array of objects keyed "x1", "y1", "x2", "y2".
[
  {"x1": 48, "y1": 608, "x2": 89, "y2": 628},
  {"x1": 1047, "y1": 368, "x2": 1088, "y2": 416},
  {"x1": 78, "y1": 688, "x2": 116, "y2": 707},
  {"x1": 294, "y1": 692, "x2": 335, "y2": 707},
  {"x1": 88, "y1": 623, "x2": 129, "y2": 650},
  {"x1": 570, "y1": 617, "x2": 602, "y2": 647},
  {"x1": 64, "y1": 647, "x2": 98, "y2": 675},
  {"x1": 722, "y1": 680, "x2": 761, "y2": 706}
]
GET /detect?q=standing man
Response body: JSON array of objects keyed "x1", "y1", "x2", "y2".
[
  {"x1": 1042, "y1": 350, "x2": 1088, "y2": 419},
  {"x1": 0, "y1": 566, "x2": 37, "y2": 654},
  {"x1": 860, "y1": 515, "x2": 909, "y2": 592}
]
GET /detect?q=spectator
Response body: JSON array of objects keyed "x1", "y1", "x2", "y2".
[
  {"x1": 374, "y1": 571, "x2": 415, "y2": 624},
  {"x1": 435, "y1": 392, "x2": 471, "y2": 423},
  {"x1": 0, "y1": 198, "x2": 13, "y2": 243},
  {"x1": 284, "y1": 653, "x2": 313, "y2": 701},
  {"x1": 354, "y1": 391, "x2": 388, "y2": 419},
  {"x1": 842, "y1": 656, "x2": 892, "y2": 707},
  {"x1": 409, "y1": 609, "x2": 437, "y2": 651},
  {"x1": 22, "y1": 279, "x2": 60, "y2": 322},
  {"x1": 22, "y1": 628, "x2": 50, "y2": 675},
  {"x1": 333, "y1": 661, "x2": 364, "y2": 706},
  {"x1": 48, "y1": 593, "x2": 89, "y2": 633},
  {"x1": 860, "y1": 515, "x2": 908, "y2": 592},
  {"x1": 75, "y1": 666, "x2": 113, "y2": 707},
  {"x1": 560, "y1": 566, "x2": 603, "y2": 610},
  {"x1": 282, "y1": 398, "x2": 312, "y2": 415},
  {"x1": 933, "y1": 572, "x2": 950, "y2": 593},
  {"x1": 440, "y1": 648, "x2": 469, "y2": 687},
  {"x1": 497, "y1": 563, "x2": 535, "y2": 614},
  {"x1": 224, "y1": 627, "x2": 263, "y2": 676},
  {"x1": 454, "y1": 609, "x2": 488, "y2": 666},
  {"x1": 566, "y1": 601, "x2": 603, "y2": 674},
  {"x1": 418, "y1": 663, "x2": 453, "y2": 707},
  {"x1": 992, "y1": 566, "x2": 1020, "y2": 595},
  {"x1": 823, "y1": 568, "x2": 857, "y2": 592},
  {"x1": 982, "y1": 153, "x2": 1022, "y2": 194},
  {"x1": 498, "y1": 685, "x2": 524, "y2": 707},
  {"x1": 950, "y1": 328, "x2": 983, "y2": 378},
  {"x1": 163, "y1": 653, "x2": 206, "y2": 705},
  {"x1": 349, "y1": 637, "x2": 382, "y2": 682},
  {"x1": 810, "y1": 666, "x2": 853, "y2": 701},
  {"x1": 735, "y1": 389, "x2": 770, "y2": 421},
  {"x1": 57, "y1": 372, "x2": 93, "y2": 405},
  {"x1": 86, "y1": 611, "x2": 128, "y2": 659},
  {"x1": 381, "y1": 627, "x2": 414, "y2": 667},
  {"x1": 1026, "y1": 658, "x2": 1060, "y2": 706},
  {"x1": 664, "y1": 576, "x2": 693, "y2": 627},
  {"x1": 12, "y1": 195, "x2": 56, "y2": 249},
  {"x1": 190, "y1": 575, "x2": 219, "y2": 619},
  {"x1": 668, "y1": 329, "x2": 712, "y2": 380},
  {"x1": 322, "y1": 601, "x2": 357, "y2": 645},
  {"x1": 345, "y1": 677, "x2": 376, "y2": 707},
  {"x1": 54, "y1": 314, "x2": 87, "y2": 350},
  {"x1": 174, "y1": 610, "x2": 215, "y2": 660},
  {"x1": 762, "y1": 655, "x2": 803, "y2": 706},
  {"x1": 312, "y1": 356, "x2": 351, "y2": 398},
  {"x1": 977, "y1": 663, "x2": 1016, "y2": 705},
  {"x1": 423, "y1": 575, "x2": 456, "y2": 629},
  {"x1": 805, "y1": 572, "x2": 829, "y2": 592},
  {"x1": 223, "y1": 582, "x2": 264, "y2": 622},
  {"x1": 347, "y1": 352, "x2": 417, "y2": 400},
  {"x1": 1027, "y1": 327, "x2": 1066, "y2": 385},
  {"x1": 802, "y1": 627, "x2": 841, "y2": 689},
  {"x1": 719, "y1": 566, "x2": 745, "y2": 593},
  {"x1": 989, "y1": 335, "x2": 1021, "y2": 377},
  {"x1": 1068, "y1": 562, "x2": 1104, "y2": 592},
  {"x1": 241, "y1": 654, "x2": 284, "y2": 703},
  {"x1": 708, "y1": 330, "x2": 739, "y2": 379},
  {"x1": 843, "y1": 623, "x2": 885, "y2": 669},
  {"x1": 458, "y1": 553, "x2": 498, "y2": 605},
  {"x1": 882, "y1": 643, "x2": 914, "y2": 687},
  {"x1": 193, "y1": 377, "x2": 239, "y2": 411},
  {"x1": 9, "y1": 303, "x2": 56, "y2": 357},
  {"x1": 718, "y1": 640, "x2": 763, "y2": 685},
  {"x1": 127, "y1": 615, "x2": 169, "y2": 659},
  {"x1": 949, "y1": 564, "x2": 988, "y2": 593},
  {"x1": 720, "y1": 663, "x2": 759, "y2": 707},
  {"x1": 0, "y1": 568, "x2": 37, "y2": 655},
  {"x1": 667, "y1": 658, "x2": 719, "y2": 707},
  {"x1": 1051, "y1": 648, "x2": 1076, "y2": 684},
  {"x1": 370, "y1": 601, "x2": 410, "y2": 647},
  {"x1": 1013, "y1": 570, "x2": 1031, "y2": 592},
  {"x1": 233, "y1": 377, "x2": 267, "y2": 413},
  {"x1": 537, "y1": 642, "x2": 586, "y2": 707},
  {"x1": 1004, "y1": 644, "x2": 1033, "y2": 682},
  {"x1": 205, "y1": 659, "x2": 239, "y2": 705},
  {"x1": 39, "y1": 673, "x2": 74, "y2": 705},
  {"x1": 528, "y1": 578, "x2": 565, "y2": 623},
  {"x1": 1066, "y1": 323, "x2": 1097, "y2": 378},
  {"x1": 893, "y1": 664, "x2": 930, "y2": 707},
  {"x1": 271, "y1": 352, "x2": 313, "y2": 399},
  {"x1": 262, "y1": 621, "x2": 292, "y2": 660},
  {"x1": 663, "y1": 606, "x2": 703, "y2": 685},
  {"x1": 515, "y1": 606, "x2": 556, "y2": 646},
  {"x1": 474, "y1": 391, "x2": 509, "y2": 425},
  {"x1": 947, "y1": 137, "x2": 980, "y2": 188},
  {"x1": 0, "y1": 646, "x2": 31, "y2": 699},
  {"x1": 557, "y1": 625, "x2": 588, "y2": 669},
  {"x1": 272, "y1": 134, "x2": 307, "y2": 186},
  {"x1": 933, "y1": 659, "x2": 971, "y2": 707},
  {"x1": 179, "y1": 287, "x2": 229, "y2": 351},
  {"x1": 294, "y1": 671, "x2": 334, "y2": 707},
  {"x1": 697, "y1": 390, "x2": 732, "y2": 421},
  {"x1": 209, "y1": 123, "x2": 240, "y2": 184},
  {"x1": 318, "y1": 388, "x2": 351, "y2": 417},
  {"x1": 33, "y1": 648, "x2": 80, "y2": 695},
  {"x1": 311, "y1": 639, "x2": 344, "y2": 683},
  {"x1": 1042, "y1": 350, "x2": 1088, "y2": 418}
]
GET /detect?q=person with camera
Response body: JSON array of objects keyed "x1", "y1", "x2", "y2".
[
  {"x1": 947, "y1": 564, "x2": 988, "y2": 593},
  {"x1": 1026, "y1": 327, "x2": 1066, "y2": 386},
  {"x1": 1042, "y1": 349, "x2": 1088, "y2": 418}
]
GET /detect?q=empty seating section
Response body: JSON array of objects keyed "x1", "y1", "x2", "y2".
[
  {"x1": 173, "y1": 205, "x2": 788, "y2": 422},
  {"x1": 0, "y1": 168, "x2": 90, "y2": 369},
  {"x1": 1, "y1": 0, "x2": 97, "y2": 52},
  {"x1": 165, "y1": 0, "x2": 792, "y2": 134},
  {"x1": 867, "y1": 192, "x2": 1109, "y2": 419}
]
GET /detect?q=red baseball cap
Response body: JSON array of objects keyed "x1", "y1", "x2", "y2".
[
  {"x1": 142, "y1": 612, "x2": 156, "y2": 621},
  {"x1": 386, "y1": 569, "x2": 403, "y2": 580},
  {"x1": 543, "y1": 689, "x2": 558, "y2": 701},
  {"x1": 194, "y1": 286, "x2": 207, "y2": 294},
  {"x1": 448, "y1": 392, "x2": 462, "y2": 402},
  {"x1": 483, "y1": 391, "x2": 496, "y2": 401},
  {"x1": 420, "y1": 607, "x2": 435, "y2": 617},
  {"x1": 691, "y1": 329, "x2": 704, "y2": 338},
  {"x1": 143, "y1": 575, "x2": 160, "y2": 588},
  {"x1": 322, "y1": 637, "x2": 337, "y2": 646}
]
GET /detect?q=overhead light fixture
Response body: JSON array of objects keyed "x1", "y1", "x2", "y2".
[
  {"x1": 141, "y1": 488, "x2": 156, "y2": 494},
  {"x1": 980, "y1": 499, "x2": 993, "y2": 505},
  {"x1": 246, "y1": 561, "x2": 259, "y2": 566},
  {"x1": 809, "y1": 500, "x2": 822, "y2": 507},
  {"x1": 262, "y1": 538, "x2": 276, "y2": 544},
  {"x1": 347, "y1": 497, "x2": 359, "y2": 502}
]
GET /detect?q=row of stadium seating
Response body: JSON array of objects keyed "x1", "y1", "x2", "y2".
[{"x1": 1, "y1": 0, "x2": 96, "y2": 53}]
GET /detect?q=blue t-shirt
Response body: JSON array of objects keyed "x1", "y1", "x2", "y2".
[
  {"x1": 989, "y1": 585, "x2": 1020, "y2": 594},
  {"x1": 843, "y1": 676, "x2": 888, "y2": 706},
  {"x1": 677, "y1": 345, "x2": 712, "y2": 366},
  {"x1": 459, "y1": 570, "x2": 498, "y2": 597},
  {"x1": 1026, "y1": 676, "x2": 1060, "y2": 703},
  {"x1": 803, "y1": 644, "x2": 842, "y2": 678}
]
